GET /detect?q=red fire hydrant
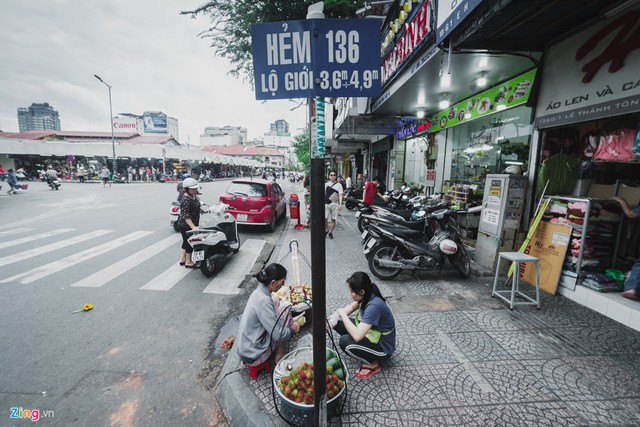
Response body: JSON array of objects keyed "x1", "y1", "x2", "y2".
[{"x1": 288, "y1": 194, "x2": 305, "y2": 230}]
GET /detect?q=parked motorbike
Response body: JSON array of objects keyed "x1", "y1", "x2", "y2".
[
  {"x1": 15, "y1": 168, "x2": 30, "y2": 181},
  {"x1": 364, "y1": 207, "x2": 471, "y2": 280},
  {"x1": 45, "y1": 175, "x2": 61, "y2": 190},
  {"x1": 355, "y1": 196, "x2": 431, "y2": 233},
  {"x1": 113, "y1": 173, "x2": 128, "y2": 183},
  {"x1": 187, "y1": 204, "x2": 240, "y2": 277}
]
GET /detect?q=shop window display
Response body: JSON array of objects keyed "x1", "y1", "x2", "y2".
[{"x1": 449, "y1": 107, "x2": 533, "y2": 186}]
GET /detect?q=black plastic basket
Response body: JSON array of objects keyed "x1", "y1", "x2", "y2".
[{"x1": 273, "y1": 347, "x2": 347, "y2": 427}]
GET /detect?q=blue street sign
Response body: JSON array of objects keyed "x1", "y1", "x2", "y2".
[{"x1": 251, "y1": 19, "x2": 381, "y2": 100}]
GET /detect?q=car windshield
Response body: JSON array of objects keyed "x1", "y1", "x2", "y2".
[{"x1": 227, "y1": 182, "x2": 267, "y2": 197}]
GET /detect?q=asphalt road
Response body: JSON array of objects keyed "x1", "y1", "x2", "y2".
[{"x1": 0, "y1": 178, "x2": 297, "y2": 426}]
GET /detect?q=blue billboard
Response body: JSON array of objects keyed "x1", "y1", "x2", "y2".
[
  {"x1": 251, "y1": 19, "x2": 381, "y2": 100},
  {"x1": 143, "y1": 115, "x2": 167, "y2": 134}
]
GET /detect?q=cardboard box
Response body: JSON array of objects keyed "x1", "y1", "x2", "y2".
[
  {"x1": 587, "y1": 183, "x2": 616, "y2": 199},
  {"x1": 618, "y1": 185, "x2": 640, "y2": 207}
]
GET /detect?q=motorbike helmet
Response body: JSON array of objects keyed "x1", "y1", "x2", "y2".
[
  {"x1": 183, "y1": 177, "x2": 199, "y2": 189},
  {"x1": 503, "y1": 165, "x2": 522, "y2": 175},
  {"x1": 182, "y1": 173, "x2": 191, "y2": 179},
  {"x1": 439, "y1": 239, "x2": 458, "y2": 255}
]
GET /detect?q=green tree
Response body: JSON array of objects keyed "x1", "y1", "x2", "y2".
[
  {"x1": 293, "y1": 126, "x2": 310, "y2": 174},
  {"x1": 181, "y1": 0, "x2": 360, "y2": 80}
]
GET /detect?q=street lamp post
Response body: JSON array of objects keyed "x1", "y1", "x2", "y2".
[{"x1": 94, "y1": 74, "x2": 117, "y2": 176}]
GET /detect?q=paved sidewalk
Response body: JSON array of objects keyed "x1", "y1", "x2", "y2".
[{"x1": 216, "y1": 198, "x2": 640, "y2": 426}]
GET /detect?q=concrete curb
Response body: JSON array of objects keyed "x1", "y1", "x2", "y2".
[
  {"x1": 215, "y1": 217, "x2": 293, "y2": 426},
  {"x1": 215, "y1": 350, "x2": 282, "y2": 426}
]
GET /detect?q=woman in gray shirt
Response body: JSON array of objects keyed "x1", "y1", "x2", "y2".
[{"x1": 236, "y1": 264, "x2": 301, "y2": 366}]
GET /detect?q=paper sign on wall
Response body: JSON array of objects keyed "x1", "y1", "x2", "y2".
[{"x1": 520, "y1": 221, "x2": 572, "y2": 295}]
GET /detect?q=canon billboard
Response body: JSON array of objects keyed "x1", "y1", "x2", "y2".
[{"x1": 113, "y1": 116, "x2": 139, "y2": 132}]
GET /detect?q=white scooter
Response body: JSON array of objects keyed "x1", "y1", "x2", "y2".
[{"x1": 187, "y1": 204, "x2": 240, "y2": 277}]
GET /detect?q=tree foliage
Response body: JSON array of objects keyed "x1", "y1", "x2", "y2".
[
  {"x1": 181, "y1": 1, "x2": 361, "y2": 81},
  {"x1": 292, "y1": 126, "x2": 311, "y2": 173}
]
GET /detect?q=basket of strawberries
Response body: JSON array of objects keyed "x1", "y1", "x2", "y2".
[{"x1": 273, "y1": 346, "x2": 347, "y2": 426}]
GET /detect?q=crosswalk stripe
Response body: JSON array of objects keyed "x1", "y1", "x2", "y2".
[
  {"x1": 203, "y1": 239, "x2": 266, "y2": 295},
  {"x1": 0, "y1": 230, "x2": 113, "y2": 268},
  {"x1": 0, "y1": 228, "x2": 74, "y2": 250},
  {"x1": 140, "y1": 263, "x2": 193, "y2": 291},
  {"x1": 70, "y1": 234, "x2": 183, "y2": 288},
  {"x1": 1, "y1": 231, "x2": 154, "y2": 284},
  {"x1": 0, "y1": 228, "x2": 34, "y2": 237}
]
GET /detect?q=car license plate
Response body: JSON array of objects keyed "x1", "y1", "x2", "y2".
[
  {"x1": 355, "y1": 211, "x2": 361, "y2": 218},
  {"x1": 361, "y1": 230, "x2": 368, "y2": 239},
  {"x1": 192, "y1": 251, "x2": 204, "y2": 262},
  {"x1": 237, "y1": 214, "x2": 248, "y2": 222}
]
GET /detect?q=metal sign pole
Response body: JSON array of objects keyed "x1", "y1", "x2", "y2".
[{"x1": 309, "y1": 95, "x2": 328, "y2": 426}]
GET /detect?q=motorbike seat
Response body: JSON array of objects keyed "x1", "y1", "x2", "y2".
[
  {"x1": 377, "y1": 207, "x2": 413, "y2": 220},
  {"x1": 200, "y1": 226, "x2": 224, "y2": 233},
  {"x1": 367, "y1": 216, "x2": 424, "y2": 230},
  {"x1": 375, "y1": 224, "x2": 425, "y2": 239}
]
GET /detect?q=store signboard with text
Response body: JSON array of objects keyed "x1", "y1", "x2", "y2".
[
  {"x1": 251, "y1": 19, "x2": 381, "y2": 99},
  {"x1": 520, "y1": 221, "x2": 572, "y2": 295},
  {"x1": 436, "y1": 0, "x2": 485, "y2": 44},
  {"x1": 429, "y1": 68, "x2": 537, "y2": 133},
  {"x1": 535, "y1": 8, "x2": 640, "y2": 128}
]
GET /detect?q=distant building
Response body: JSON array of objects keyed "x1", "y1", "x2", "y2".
[
  {"x1": 200, "y1": 126, "x2": 247, "y2": 147},
  {"x1": 17, "y1": 103, "x2": 61, "y2": 132},
  {"x1": 270, "y1": 119, "x2": 289, "y2": 133},
  {"x1": 263, "y1": 119, "x2": 292, "y2": 149}
]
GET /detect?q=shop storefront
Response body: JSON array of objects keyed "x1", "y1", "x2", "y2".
[
  {"x1": 426, "y1": 69, "x2": 538, "y2": 214},
  {"x1": 530, "y1": 6, "x2": 640, "y2": 328}
]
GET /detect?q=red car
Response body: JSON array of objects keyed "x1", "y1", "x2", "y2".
[{"x1": 219, "y1": 179, "x2": 287, "y2": 232}]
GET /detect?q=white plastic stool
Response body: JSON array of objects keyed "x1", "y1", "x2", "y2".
[{"x1": 491, "y1": 252, "x2": 540, "y2": 310}]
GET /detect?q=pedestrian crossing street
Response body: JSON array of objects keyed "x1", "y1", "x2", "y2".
[{"x1": 0, "y1": 227, "x2": 265, "y2": 294}]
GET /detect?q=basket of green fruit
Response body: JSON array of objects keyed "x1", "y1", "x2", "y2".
[{"x1": 273, "y1": 347, "x2": 347, "y2": 426}]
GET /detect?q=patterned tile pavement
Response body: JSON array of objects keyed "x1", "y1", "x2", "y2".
[{"x1": 239, "y1": 203, "x2": 640, "y2": 426}]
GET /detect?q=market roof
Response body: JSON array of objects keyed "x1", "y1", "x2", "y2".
[
  {"x1": 0, "y1": 130, "x2": 179, "y2": 146},
  {"x1": 201, "y1": 145, "x2": 284, "y2": 157}
]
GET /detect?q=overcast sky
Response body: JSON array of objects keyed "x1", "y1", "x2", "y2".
[{"x1": 0, "y1": 0, "x2": 308, "y2": 145}]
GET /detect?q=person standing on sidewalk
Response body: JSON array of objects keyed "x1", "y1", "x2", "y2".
[
  {"x1": 236, "y1": 263, "x2": 301, "y2": 366},
  {"x1": 362, "y1": 176, "x2": 383, "y2": 206},
  {"x1": 613, "y1": 196, "x2": 640, "y2": 300},
  {"x1": 99, "y1": 165, "x2": 111, "y2": 187},
  {"x1": 330, "y1": 271, "x2": 396, "y2": 378},
  {"x1": 325, "y1": 171, "x2": 343, "y2": 239}
]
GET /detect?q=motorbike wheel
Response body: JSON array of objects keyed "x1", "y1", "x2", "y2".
[
  {"x1": 357, "y1": 215, "x2": 367, "y2": 233},
  {"x1": 450, "y1": 245, "x2": 472, "y2": 278},
  {"x1": 233, "y1": 234, "x2": 240, "y2": 254},
  {"x1": 367, "y1": 243, "x2": 403, "y2": 280},
  {"x1": 173, "y1": 222, "x2": 180, "y2": 232},
  {"x1": 201, "y1": 253, "x2": 217, "y2": 277},
  {"x1": 345, "y1": 200, "x2": 357, "y2": 210}
]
